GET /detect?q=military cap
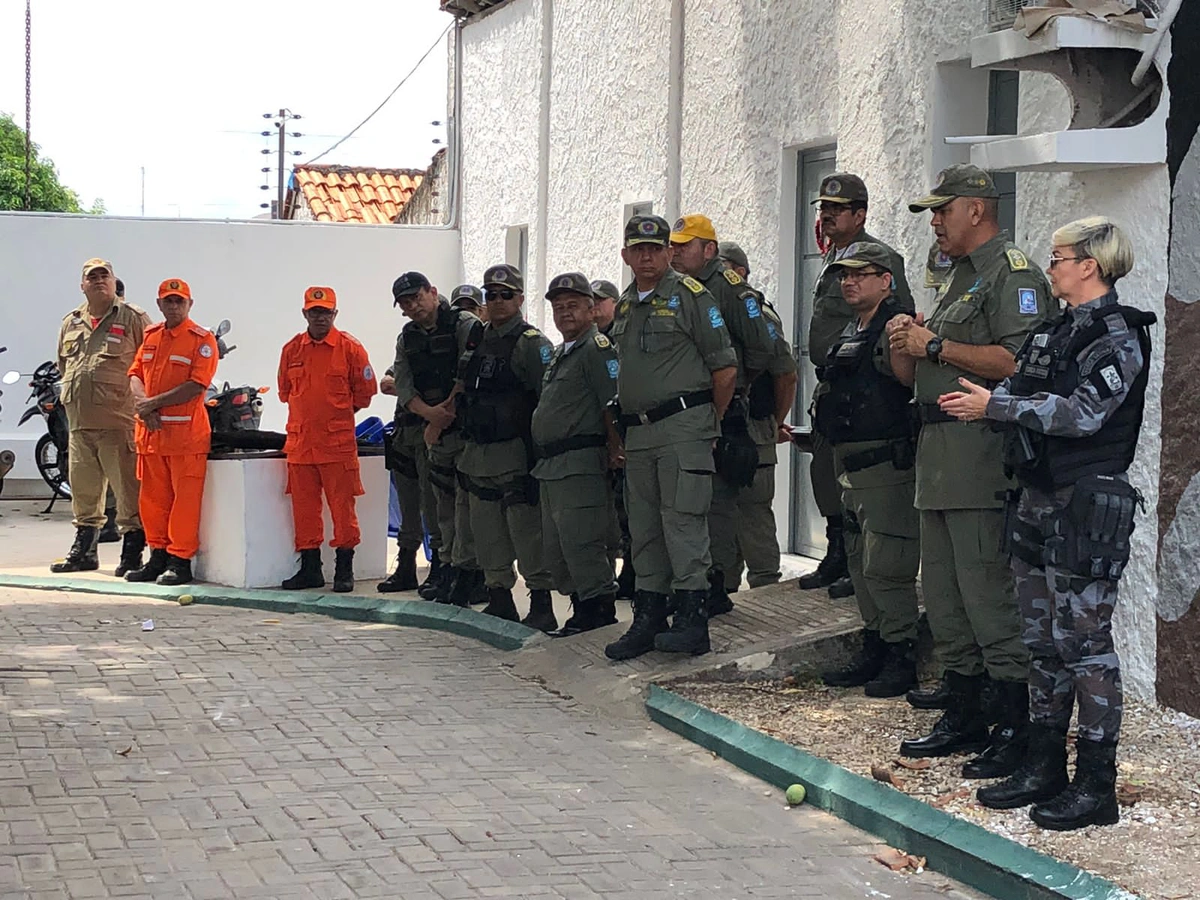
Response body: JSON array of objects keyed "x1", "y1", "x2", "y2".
[
  {"x1": 545, "y1": 272, "x2": 594, "y2": 302},
  {"x1": 718, "y1": 241, "x2": 750, "y2": 275},
  {"x1": 157, "y1": 278, "x2": 192, "y2": 301},
  {"x1": 303, "y1": 286, "x2": 337, "y2": 310},
  {"x1": 624, "y1": 215, "x2": 671, "y2": 247},
  {"x1": 450, "y1": 284, "x2": 484, "y2": 308},
  {"x1": 909, "y1": 164, "x2": 1000, "y2": 212},
  {"x1": 670, "y1": 214, "x2": 718, "y2": 244},
  {"x1": 826, "y1": 242, "x2": 894, "y2": 273},
  {"x1": 392, "y1": 271, "x2": 431, "y2": 302},
  {"x1": 812, "y1": 173, "x2": 868, "y2": 206},
  {"x1": 590, "y1": 279, "x2": 620, "y2": 302},
  {"x1": 81, "y1": 257, "x2": 114, "y2": 276},
  {"x1": 482, "y1": 264, "x2": 523, "y2": 292}
]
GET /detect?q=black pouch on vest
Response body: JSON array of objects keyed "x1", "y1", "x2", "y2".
[{"x1": 1046, "y1": 474, "x2": 1142, "y2": 581}]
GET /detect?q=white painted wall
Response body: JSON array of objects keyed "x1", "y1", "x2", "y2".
[{"x1": 0, "y1": 213, "x2": 463, "y2": 488}]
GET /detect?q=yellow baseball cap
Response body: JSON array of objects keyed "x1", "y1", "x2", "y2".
[
  {"x1": 82, "y1": 257, "x2": 114, "y2": 276},
  {"x1": 669, "y1": 214, "x2": 717, "y2": 244}
]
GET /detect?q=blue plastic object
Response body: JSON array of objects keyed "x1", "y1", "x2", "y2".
[{"x1": 356, "y1": 416, "x2": 386, "y2": 443}]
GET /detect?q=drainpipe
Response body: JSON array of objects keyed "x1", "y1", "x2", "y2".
[
  {"x1": 666, "y1": 0, "x2": 684, "y2": 220},
  {"x1": 445, "y1": 18, "x2": 465, "y2": 231},
  {"x1": 534, "y1": 0, "x2": 554, "y2": 330},
  {"x1": 1132, "y1": 0, "x2": 1183, "y2": 86}
]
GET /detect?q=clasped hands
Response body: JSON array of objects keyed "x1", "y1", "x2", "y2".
[{"x1": 135, "y1": 396, "x2": 163, "y2": 432}]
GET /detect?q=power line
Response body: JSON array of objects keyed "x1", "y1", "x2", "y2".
[{"x1": 302, "y1": 21, "x2": 452, "y2": 165}]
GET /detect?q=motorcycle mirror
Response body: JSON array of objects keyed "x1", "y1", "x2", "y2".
[
  {"x1": 2, "y1": 371, "x2": 21, "y2": 385},
  {"x1": 215, "y1": 320, "x2": 231, "y2": 337}
]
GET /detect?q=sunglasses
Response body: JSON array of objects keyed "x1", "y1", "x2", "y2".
[
  {"x1": 1048, "y1": 255, "x2": 1085, "y2": 269},
  {"x1": 838, "y1": 269, "x2": 886, "y2": 281},
  {"x1": 484, "y1": 288, "x2": 517, "y2": 302}
]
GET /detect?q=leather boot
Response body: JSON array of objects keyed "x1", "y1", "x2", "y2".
[
  {"x1": 977, "y1": 723, "x2": 1069, "y2": 810},
  {"x1": 1030, "y1": 738, "x2": 1120, "y2": 831},
  {"x1": 907, "y1": 673, "x2": 952, "y2": 710},
  {"x1": 416, "y1": 549, "x2": 443, "y2": 599},
  {"x1": 440, "y1": 567, "x2": 472, "y2": 606},
  {"x1": 963, "y1": 680, "x2": 1030, "y2": 779},
  {"x1": 50, "y1": 527, "x2": 100, "y2": 573},
  {"x1": 822, "y1": 630, "x2": 886, "y2": 688},
  {"x1": 157, "y1": 555, "x2": 193, "y2": 586},
  {"x1": 332, "y1": 548, "x2": 355, "y2": 593},
  {"x1": 282, "y1": 548, "x2": 325, "y2": 590},
  {"x1": 706, "y1": 568, "x2": 734, "y2": 617},
  {"x1": 98, "y1": 507, "x2": 120, "y2": 543},
  {"x1": 864, "y1": 639, "x2": 918, "y2": 698},
  {"x1": 654, "y1": 588, "x2": 710, "y2": 655},
  {"x1": 605, "y1": 591, "x2": 669, "y2": 660},
  {"x1": 554, "y1": 592, "x2": 619, "y2": 637},
  {"x1": 125, "y1": 547, "x2": 169, "y2": 583},
  {"x1": 114, "y1": 529, "x2": 146, "y2": 578},
  {"x1": 431, "y1": 564, "x2": 458, "y2": 602},
  {"x1": 377, "y1": 547, "x2": 418, "y2": 593},
  {"x1": 827, "y1": 575, "x2": 855, "y2": 599},
  {"x1": 899, "y1": 671, "x2": 990, "y2": 758},
  {"x1": 797, "y1": 516, "x2": 848, "y2": 589},
  {"x1": 615, "y1": 553, "x2": 636, "y2": 600},
  {"x1": 482, "y1": 586, "x2": 519, "y2": 622},
  {"x1": 521, "y1": 589, "x2": 558, "y2": 633}
]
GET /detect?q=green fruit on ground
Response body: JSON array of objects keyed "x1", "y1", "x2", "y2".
[
  {"x1": 785, "y1": 783, "x2": 806, "y2": 806},
  {"x1": 178, "y1": 594, "x2": 193, "y2": 606}
]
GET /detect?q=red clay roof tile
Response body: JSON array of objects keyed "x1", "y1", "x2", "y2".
[{"x1": 288, "y1": 164, "x2": 424, "y2": 224}]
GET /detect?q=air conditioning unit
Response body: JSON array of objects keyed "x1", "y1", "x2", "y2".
[{"x1": 987, "y1": 0, "x2": 1162, "y2": 32}]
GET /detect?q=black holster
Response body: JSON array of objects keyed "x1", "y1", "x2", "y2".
[{"x1": 1045, "y1": 475, "x2": 1142, "y2": 582}]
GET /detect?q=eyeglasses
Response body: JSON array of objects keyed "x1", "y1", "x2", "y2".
[
  {"x1": 838, "y1": 269, "x2": 885, "y2": 282},
  {"x1": 1048, "y1": 255, "x2": 1084, "y2": 269},
  {"x1": 484, "y1": 289, "x2": 517, "y2": 302}
]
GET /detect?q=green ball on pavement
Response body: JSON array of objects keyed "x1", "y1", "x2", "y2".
[
  {"x1": 785, "y1": 784, "x2": 806, "y2": 806},
  {"x1": 178, "y1": 594, "x2": 194, "y2": 606}
]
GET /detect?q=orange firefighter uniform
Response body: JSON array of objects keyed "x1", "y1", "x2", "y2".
[
  {"x1": 127, "y1": 280, "x2": 219, "y2": 560},
  {"x1": 278, "y1": 287, "x2": 378, "y2": 550}
]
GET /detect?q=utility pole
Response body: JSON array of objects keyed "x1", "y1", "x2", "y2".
[
  {"x1": 140, "y1": 167, "x2": 145, "y2": 216},
  {"x1": 261, "y1": 109, "x2": 303, "y2": 219}
]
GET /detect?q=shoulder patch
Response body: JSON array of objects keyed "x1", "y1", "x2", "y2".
[
  {"x1": 605, "y1": 358, "x2": 619, "y2": 379},
  {"x1": 708, "y1": 306, "x2": 726, "y2": 329},
  {"x1": 743, "y1": 293, "x2": 761, "y2": 319},
  {"x1": 1006, "y1": 248, "x2": 1030, "y2": 271},
  {"x1": 722, "y1": 269, "x2": 743, "y2": 286},
  {"x1": 539, "y1": 345, "x2": 552, "y2": 364},
  {"x1": 682, "y1": 276, "x2": 705, "y2": 294},
  {"x1": 618, "y1": 300, "x2": 631, "y2": 316},
  {"x1": 1018, "y1": 288, "x2": 1039, "y2": 316},
  {"x1": 593, "y1": 332, "x2": 611, "y2": 349},
  {"x1": 523, "y1": 328, "x2": 541, "y2": 339}
]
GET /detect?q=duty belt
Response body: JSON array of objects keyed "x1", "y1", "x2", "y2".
[
  {"x1": 534, "y1": 433, "x2": 606, "y2": 459},
  {"x1": 842, "y1": 444, "x2": 898, "y2": 473},
  {"x1": 619, "y1": 389, "x2": 714, "y2": 428},
  {"x1": 917, "y1": 402, "x2": 957, "y2": 425}
]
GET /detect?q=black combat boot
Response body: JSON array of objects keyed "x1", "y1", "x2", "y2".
[
  {"x1": 1030, "y1": 737, "x2": 1120, "y2": 831},
  {"x1": 431, "y1": 565, "x2": 458, "y2": 603},
  {"x1": 377, "y1": 547, "x2": 418, "y2": 593},
  {"x1": 907, "y1": 672, "x2": 952, "y2": 709},
  {"x1": 114, "y1": 529, "x2": 146, "y2": 578},
  {"x1": 706, "y1": 568, "x2": 734, "y2": 617},
  {"x1": 963, "y1": 680, "x2": 1030, "y2": 779},
  {"x1": 654, "y1": 588, "x2": 710, "y2": 655},
  {"x1": 864, "y1": 639, "x2": 918, "y2": 698},
  {"x1": 98, "y1": 507, "x2": 120, "y2": 543},
  {"x1": 416, "y1": 549, "x2": 443, "y2": 599},
  {"x1": 615, "y1": 553, "x2": 636, "y2": 600},
  {"x1": 797, "y1": 516, "x2": 848, "y2": 590},
  {"x1": 977, "y1": 723, "x2": 1069, "y2": 810},
  {"x1": 605, "y1": 591, "x2": 669, "y2": 660},
  {"x1": 554, "y1": 592, "x2": 619, "y2": 637},
  {"x1": 440, "y1": 567, "x2": 472, "y2": 606},
  {"x1": 332, "y1": 548, "x2": 355, "y2": 593},
  {"x1": 899, "y1": 671, "x2": 991, "y2": 758},
  {"x1": 125, "y1": 547, "x2": 169, "y2": 583},
  {"x1": 822, "y1": 630, "x2": 886, "y2": 687},
  {"x1": 157, "y1": 555, "x2": 193, "y2": 586},
  {"x1": 521, "y1": 589, "x2": 558, "y2": 633},
  {"x1": 282, "y1": 548, "x2": 325, "y2": 590},
  {"x1": 482, "y1": 586, "x2": 519, "y2": 622},
  {"x1": 50, "y1": 526, "x2": 100, "y2": 573},
  {"x1": 827, "y1": 575, "x2": 855, "y2": 599}
]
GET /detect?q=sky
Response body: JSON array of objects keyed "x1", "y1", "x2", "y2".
[{"x1": 0, "y1": 1, "x2": 453, "y2": 219}]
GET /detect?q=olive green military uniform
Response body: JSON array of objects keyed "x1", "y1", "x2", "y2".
[
  {"x1": 695, "y1": 257, "x2": 776, "y2": 591},
  {"x1": 736, "y1": 291, "x2": 797, "y2": 587},
  {"x1": 611, "y1": 270, "x2": 737, "y2": 594},
  {"x1": 458, "y1": 316, "x2": 554, "y2": 591},
  {"x1": 388, "y1": 303, "x2": 480, "y2": 569},
  {"x1": 532, "y1": 323, "x2": 619, "y2": 600},
  {"x1": 57, "y1": 299, "x2": 152, "y2": 531},
  {"x1": 914, "y1": 232, "x2": 1053, "y2": 681},
  {"x1": 808, "y1": 230, "x2": 912, "y2": 516}
]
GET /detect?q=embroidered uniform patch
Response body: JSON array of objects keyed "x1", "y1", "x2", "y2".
[
  {"x1": 1018, "y1": 288, "x2": 1038, "y2": 315},
  {"x1": 708, "y1": 307, "x2": 725, "y2": 329},
  {"x1": 199, "y1": 344, "x2": 213, "y2": 358},
  {"x1": 766, "y1": 321, "x2": 778, "y2": 340},
  {"x1": 540, "y1": 345, "x2": 552, "y2": 364},
  {"x1": 1100, "y1": 365, "x2": 1122, "y2": 392},
  {"x1": 363, "y1": 364, "x2": 373, "y2": 379},
  {"x1": 606, "y1": 359, "x2": 619, "y2": 379},
  {"x1": 745, "y1": 296, "x2": 761, "y2": 318},
  {"x1": 668, "y1": 296, "x2": 680, "y2": 309}
]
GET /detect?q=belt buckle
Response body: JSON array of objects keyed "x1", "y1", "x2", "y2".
[
  {"x1": 676, "y1": 396, "x2": 688, "y2": 411},
  {"x1": 638, "y1": 412, "x2": 651, "y2": 426}
]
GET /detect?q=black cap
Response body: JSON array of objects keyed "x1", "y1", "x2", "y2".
[
  {"x1": 624, "y1": 215, "x2": 671, "y2": 247},
  {"x1": 392, "y1": 271, "x2": 431, "y2": 303},
  {"x1": 450, "y1": 284, "x2": 484, "y2": 308},
  {"x1": 483, "y1": 264, "x2": 523, "y2": 292},
  {"x1": 545, "y1": 272, "x2": 594, "y2": 302}
]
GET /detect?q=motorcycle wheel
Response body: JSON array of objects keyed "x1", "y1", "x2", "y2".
[{"x1": 36, "y1": 433, "x2": 71, "y2": 499}]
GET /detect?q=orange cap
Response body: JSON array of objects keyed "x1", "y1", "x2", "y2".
[
  {"x1": 157, "y1": 278, "x2": 192, "y2": 300},
  {"x1": 303, "y1": 286, "x2": 337, "y2": 310}
]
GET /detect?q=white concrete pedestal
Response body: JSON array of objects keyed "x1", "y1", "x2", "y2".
[{"x1": 194, "y1": 454, "x2": 388, "y2": 588}]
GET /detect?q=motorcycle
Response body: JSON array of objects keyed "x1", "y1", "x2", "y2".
[{"x1": 0, "y1": 348, "x2": 16, "y2": 498}]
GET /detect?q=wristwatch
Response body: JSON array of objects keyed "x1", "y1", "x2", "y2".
[{"x1": 925, "y1": 336, "x2": 944, "y2": 363}]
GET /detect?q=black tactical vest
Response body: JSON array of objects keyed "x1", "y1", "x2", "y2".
[
  {"x1": 1005, "y1": 302, "x2": 1155, "y2": 491},
  {"x1": 403, "y1": 302, "x2": 465, "y2": 405},
  {"x1": 460, "y1": 320, "x2": 538, "y2": 444},
  {"x1": 813, "y1": 300, "x2": 913, "y2": 444}
]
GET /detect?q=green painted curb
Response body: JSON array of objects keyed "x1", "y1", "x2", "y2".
[
  {"x1": 0, "y1": 573, "x2": 537, "y2": 651},
  {"x1": 646, "y1": 685, "x2": 1135, "y2": 900}
]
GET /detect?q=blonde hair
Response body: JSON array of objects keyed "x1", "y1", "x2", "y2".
[{"x1": 1051, "y1": 216, "x2": 1134, "y2": 286}]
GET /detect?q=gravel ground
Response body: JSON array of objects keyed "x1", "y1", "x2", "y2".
[{"x1": 671, "y1": 677, "x2": 1200, "y2": 900}]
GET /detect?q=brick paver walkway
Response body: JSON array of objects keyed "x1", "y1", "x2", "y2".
[{"x1": 0, "y1": 589, "x2": 982, "y2": 899}]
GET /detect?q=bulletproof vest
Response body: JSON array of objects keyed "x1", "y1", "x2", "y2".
[
  {"x1": 1006, "y1": 304, "x2": 1155, "y2": 491},
  {"x1": 460, "y1": 321, "x2": 537, "y2": 444},
  {"x1": 403, "y1": 303, "x2": 463, "y2": 405},
  {"x1": 813, "y1": 300, "x2": 913, "y2": 444}
]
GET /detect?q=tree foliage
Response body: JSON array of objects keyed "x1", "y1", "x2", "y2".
[{"x1": 0, "y1": 112, "x2": 97, "y2": 213}]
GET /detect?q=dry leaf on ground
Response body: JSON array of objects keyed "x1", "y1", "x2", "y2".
[
  {"x1": 874, "y1": 847, "x2": 925, "y2": 871},
  {"x1": 931, "y1": 788, "x2": 971, "y2": 809},
  {"x1": 871, "y1": 763, "x2": 906, "y2": 789},
  {"x1": 895, "y1": 757, "x2": 932, "y2": 771},
  {"x1": 116, "y1": 745, "x2": 132, "y2": 756}
]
